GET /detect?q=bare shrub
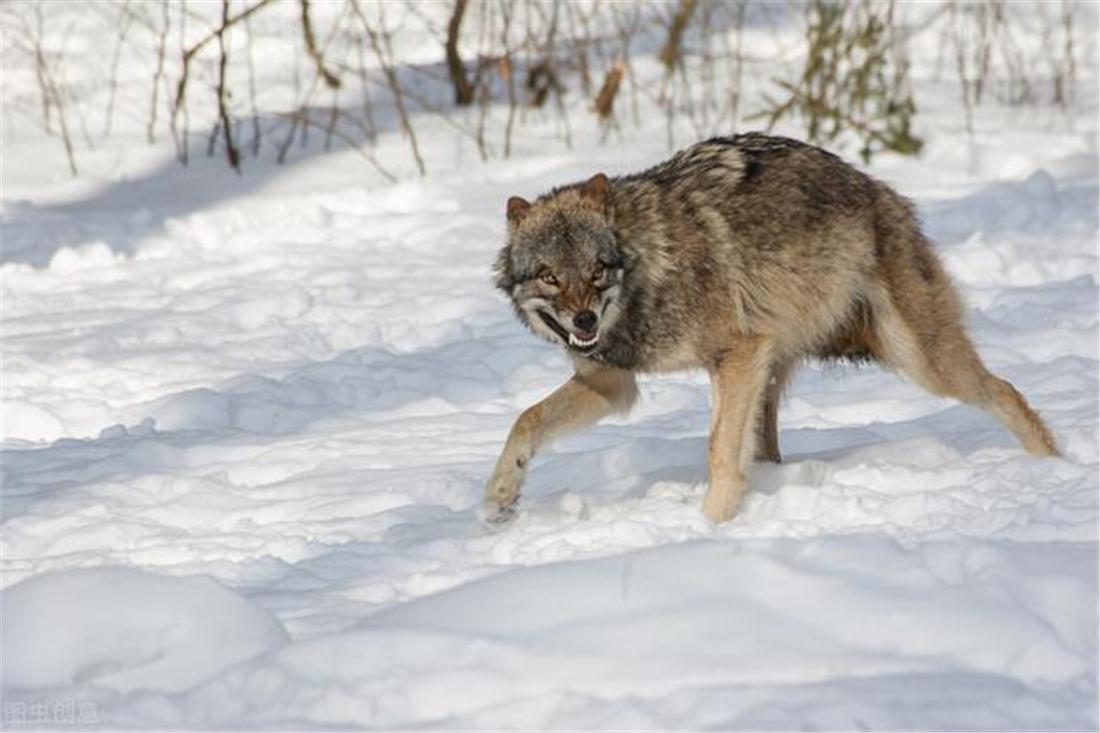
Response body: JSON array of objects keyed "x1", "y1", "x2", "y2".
[
  {"x1": 755, "y1": 0, "x2": 922, "y2": 163},
  {"x1": 2, "y1": 0, "x2": 1089, "y2": 178}
]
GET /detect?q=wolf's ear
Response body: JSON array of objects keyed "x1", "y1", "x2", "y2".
[
  {"x1": 580, "y1": 173, "x2": 612, "y2": 215},
  {"x1": 507, "y1": 196, "x2": 531, "y2": 225}
]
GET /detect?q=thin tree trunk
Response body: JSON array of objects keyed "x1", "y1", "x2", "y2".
[
  {"x1": 445, "y1": 0, "x2": 475, "y2": 105},
  {"x1": 102, "y1": 1, "x2": 133, "y2": 140},
  {"x1": 172, "y1": 0, "x2": 275, "y2": 134},
  {"x1": 659, "y1": 0, "x2": 696, "y2": 72},
  {"x1": 148, "y1": 0, "x2": 170, "y2": 143},
  {"x1": 216, "y1": 0, "x2": 241, "y2": 172},
  {"x1": 245, "y1": 13, "x2": 262, "y2": 155},
  {"x1": 500, "y1": 0, "x2": 517, "y2": 158}
]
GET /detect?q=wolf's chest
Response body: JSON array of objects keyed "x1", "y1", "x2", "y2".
[
  {"x1": 585, "y1": 327, "x2": 698, "y2": 373},
  {"x1": 642, "y1": 338, "x2": 700, "y2": 372}
]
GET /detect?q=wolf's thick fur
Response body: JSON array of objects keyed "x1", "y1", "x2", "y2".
[{"x1": 487, "y1": 133, "x2": 1058, "y2": 523}]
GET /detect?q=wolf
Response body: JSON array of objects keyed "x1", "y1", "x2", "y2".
[{"x1": 486, "y1": 132, "x2": 1058, "y2": 524}]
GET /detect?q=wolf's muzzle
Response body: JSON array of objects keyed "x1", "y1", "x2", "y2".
[
  {"x1": 538, "y1": 309, "x2": 599, "y2": 353},
  {"x1": 573, "y1": 310, "x2": 598, "y2": 333}
]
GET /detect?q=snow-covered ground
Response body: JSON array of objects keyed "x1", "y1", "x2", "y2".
[{"x1": 2, "y1": 3, "x2": 1097, "y2": 729}]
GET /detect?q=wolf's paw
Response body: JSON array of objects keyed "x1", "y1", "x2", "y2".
[
  {"x1": 483, "y1": 463, "x2": 523, "y2": 526},
  {"x1": 702, "y1": 484, "x2": 743, "y2": 524},
  {"x1": 482, "y1": 498, "x2": 518, "y2": 529}
]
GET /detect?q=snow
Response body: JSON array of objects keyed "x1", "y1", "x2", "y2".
[
  {"x1": 1, "y1": 567, "x2": 287, "y2": 693},
  {"x1": 1, "y1": 2, "x2": 1097, "y2": 730},
  {"x1": 88, "y1": 539, "x2": 1097, "y2": 730}
]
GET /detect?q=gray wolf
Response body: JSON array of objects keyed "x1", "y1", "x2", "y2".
[{"x1": 486, "y1": 132, "x2": 1059, "y2": 524}]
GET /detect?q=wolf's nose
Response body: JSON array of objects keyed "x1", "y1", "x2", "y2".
[{"x1": 573, "y1": 310, "x2": 598, "y2": 332}]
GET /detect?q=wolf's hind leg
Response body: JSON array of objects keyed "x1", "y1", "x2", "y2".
[
  {"x1": 484, "y1": 365, "x2": 638, "y2": 522},
  {"x1": 755, "y1": 358, "x2": 795, "y2": 463},
  {"x1": 703, "y1": 337, "x2": 773, "y2": 523},
  {"x1": 871, "y1": 294, "x2": 1059, "y2": 457}
]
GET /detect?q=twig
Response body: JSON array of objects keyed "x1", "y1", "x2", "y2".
[
  {"x1": 300, "y1": 0, "x2": 341, "y2": 89},
  {"x1": 283, "y1": 108, "x2": 397, "y2": 183},
  {"x1": 29, "y1": 6, "x2": 54, "y2": 135},
  {"x1": 148, "y1": 0, "x2": 171, "y2": 143},
  {"x1": 352, "y1": 0, "x2": 425, "y2": 176},
  {"x1": 354, "y1": 36, "x2": 377, "y2": 141},
  {"x1": 30, "y1": 4, "x2": 78, "y2": 176},
  {"x1": 170, "y1": 0, "x2": 190, "y2": 164},
  {"x1": 215, "y1": 0, "x2": 241, "y2": 172},
  {"x1": 102, "y1": 1, "x2": 134, "y2": 140},
  {"x1": 172, "y1": 0, "x2": 275, "y2": 133},
  {"x1": 500, "y1": 0, "x2": 517, "y2": 158},
  {"x1": 244, "y1": 12, "x2": 261, "y2": 155}
]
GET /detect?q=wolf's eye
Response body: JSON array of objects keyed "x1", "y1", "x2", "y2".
[
  {"x1": 540, "y1": 272, "x2": 559, "y2": 287},
  {"x1": 591, "y1": 264, "x2": 605, "y2": 283}
]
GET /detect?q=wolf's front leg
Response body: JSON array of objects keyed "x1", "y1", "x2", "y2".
[
  {"x1": 484, "y1": 364, "x2": 637, "y2": 523},
  {"x1": 703, "y1": 338, "x2": 773, "y2": 523}
]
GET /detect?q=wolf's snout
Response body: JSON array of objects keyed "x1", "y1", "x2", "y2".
[{"x1": 573, "y1": 310, "x2": 598, "y2": 333}]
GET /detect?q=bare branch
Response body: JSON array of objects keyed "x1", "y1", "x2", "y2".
[
  {"x1": 101, "y1": 1, "x2": 134, "y2": 140},
  {"x1": 215, "y1": 0, "x2": 241, "y2": 172},
  {"x1": 301, "y1": 0, "x2": 341, "y2": 89},
  {"x1": 594, "y1": 62, "x2": 626, "y2": 121},
  {"x1": 30, "y1": 4, "x2": 78, "y2": 176},
  {"x1": 147, "y1": 0, "x2": 171, "y2": 143},
  {"x1": 172, "y1": 0, "x2": 275, "y2": 129},
  {"x1": 352, "y1": 0, "x2": 425, "y2": 175},
  {"x1": 283, "y1": 109, "x2": 397, "y2": 183},
  {"x1": 659, "y1": 0, "x2": 696, "y2": 72}
]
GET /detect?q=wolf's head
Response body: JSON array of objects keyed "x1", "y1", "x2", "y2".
[{"x1": 494, "y1": 173, "x2": 626, "y2": 356}]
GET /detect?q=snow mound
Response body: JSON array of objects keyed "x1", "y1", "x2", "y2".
[
  {"x1": 1, "y1": 567, "x2": 288, "y2": 693},
  {"x1": 121, "y1": 537, "x2": 1096, "y2": 730}
]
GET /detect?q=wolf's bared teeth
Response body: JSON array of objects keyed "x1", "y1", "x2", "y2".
[{"x1": 569, "y1": 332, "x2": 598, "y2": 348}]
